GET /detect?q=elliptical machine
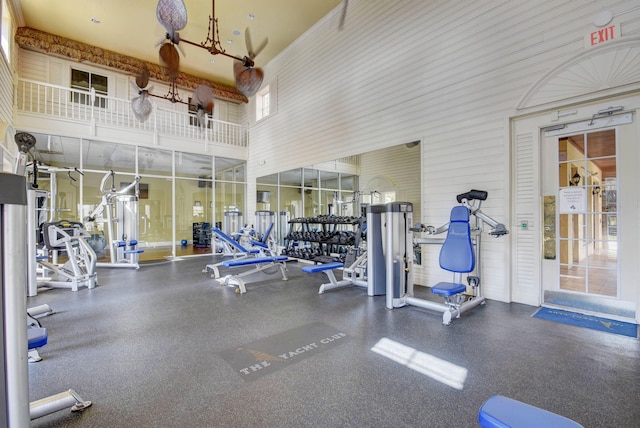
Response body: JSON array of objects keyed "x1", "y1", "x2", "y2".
[{"x1": 85, "y1": 170, "x2": 144, "y2": 268}]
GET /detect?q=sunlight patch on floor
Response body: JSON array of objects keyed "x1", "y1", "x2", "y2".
[{"x1": 371, "y1": 337, "x2": 468, "y2": 390}]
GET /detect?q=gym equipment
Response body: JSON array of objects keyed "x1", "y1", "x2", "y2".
[
  {"x1": 255, "y1": 210, "x2": 275, "y2": 242},
  {"x1": 37, "y1": 220, "x2": 98, "y2": 292},
  {"x1": 206, "y1": 227, "x2": 261, "y2": 261},
  {"x1": 216, "y1": 255, "x2": 289, "y2": 294},
  {"x1": 302, "y1": 246, "x2": 368, "y2": 294},
  {"x1": 0, "y1": 172, "x2": 91, "y2": 426},
  {"x1": 374, "y1": 191, "x2": 508, "y2": 325},
  {"x1": 192, "y1": 222, "x2": 211, "y2": 247},
  {"x1": 283, "y1": 215, "x2": 364, "y2": 263},
  {"x1": 223, "y1": 210, "x2": 243, "y2": 237},
  {"x1": 367, "y1": 202, "x2": 413, "y2": 298},
  {"x1": 17, "y1": 135, "x2": 86, "y2": 296},
  {"x1": 478, "y1": 395, "x2": 584, "y2": 428},
  {"x1": 204, "y1": 224, "x2": 288, "y2": 293},
  {"x1": 203, "y1": 225, "x2": 274, "y2": 274},
  {"x1": 85, "y1": 170, "x2": 144, "y2": 268},
  {"x1": 27, "y1": 311, "x2": 47, "y2": 363}
]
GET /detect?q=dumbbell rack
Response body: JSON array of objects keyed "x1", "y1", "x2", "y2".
[{"x1": 282, "y1": 215, "x2": 365, "y2": 262}]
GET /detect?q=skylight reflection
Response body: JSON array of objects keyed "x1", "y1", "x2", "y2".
[{"x1": 371, "y1": 338, "x2": 468, "y2": 390}]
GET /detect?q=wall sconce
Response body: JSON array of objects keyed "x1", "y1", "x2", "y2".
[
  {"x1": 592, "y1": 186, "x2": 601, "y2": 195},
  {"x1": 570, "y1": 172, "x2": 581, "y2": 186}
]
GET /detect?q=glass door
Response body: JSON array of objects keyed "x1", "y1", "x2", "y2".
[{"x1": 556, "y1": 130, "x2": 618, "y2": 297}]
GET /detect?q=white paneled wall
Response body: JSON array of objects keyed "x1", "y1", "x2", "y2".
[{"x1": 247, "y1": 0, "x2": 640, "y2": 301}]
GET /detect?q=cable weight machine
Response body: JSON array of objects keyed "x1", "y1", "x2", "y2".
[{"x1": 85, "y1": 171, "x2": 144, "y2": 268}]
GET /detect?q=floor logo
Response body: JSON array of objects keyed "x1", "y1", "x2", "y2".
[{"x1": 220, "y1": 322, "x2": 349, "y2": 381}]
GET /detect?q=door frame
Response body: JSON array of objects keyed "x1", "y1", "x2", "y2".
[{"x1": 510, "y1": 92, "x2": 640, "y2": 321}]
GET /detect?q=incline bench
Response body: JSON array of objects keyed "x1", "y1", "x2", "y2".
[
  {"x1": 216, "y1": 255, "x2": 289, "y2": 294},
  {"x1": 203, "y1": 227, "x2": 262, "y2": 278}
]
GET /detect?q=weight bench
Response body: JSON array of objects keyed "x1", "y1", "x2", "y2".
[
  {"x1": 203, "y1": 227, "x2": 262, "y2": 277},
  {"x1": 478, "y1": 395, "x2": 584, "y2": 428},
  {"x1": 248, "y1": 222, "x2": 275, "y2": 251},
  {"x1": 302, "y1": 262, "x2": 345, "y2": 293},
  {"x1": 217, "y1": 255, "x2": 289, "y2": 294}
]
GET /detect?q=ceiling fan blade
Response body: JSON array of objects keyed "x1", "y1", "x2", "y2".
[
  {"x1": 245, "y1": 27, "x2": 268, "y2": 59},
  {"x1": 156, "y1": 0, "x2": 188, "y2": 34},
  {"x1": 135, "y1": 64, "x2": 150, "y2": 89},
  {"x1": 244, "y1": 27, "x2": 254, "y2": 58},
  {"x1": 234, "y1": 60, "x2": 264, "y2": 97},
  {"x1": 132, "y1": 92, "x2": 153, "y2": 122},
  {"x1": 253, "y1": 37, "x2": 268, "y2": 59},
  {"x1": 191, "y1": 84, "x2": 215, "y2": 111},
  {"x1": 159, "y1": 42, "x2": 180, "y2": 77}
]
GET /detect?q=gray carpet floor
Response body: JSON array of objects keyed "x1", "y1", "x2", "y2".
[{"x1": 27, "y1": 257, "x2": 640, "y2": 428}]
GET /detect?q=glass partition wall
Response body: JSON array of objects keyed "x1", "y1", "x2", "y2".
[{"x1": 29, "y1": 134, "x2": 246, "y2": 262}]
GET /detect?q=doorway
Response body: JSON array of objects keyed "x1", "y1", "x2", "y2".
[
  {"x1": 542, "y1": 128, "x2": 618, "y2": 297},
  {"x1": 539, "y1": 111, "x2": 637, "y2": 317}
]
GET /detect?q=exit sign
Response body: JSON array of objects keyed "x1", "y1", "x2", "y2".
[{"x1": 585, "y1": 24, "x2": 621, "y2": 48}]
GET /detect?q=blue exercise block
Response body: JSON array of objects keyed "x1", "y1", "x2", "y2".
[
  {"x1": 302, "y1": 262, "x2": 344, "y2": 273},
  {"x1": 478, "y1": 395, "x2": 584, "y2": 428},
  {"x1": 28, "y1": 327, "x2": 48, "y2": 349}
]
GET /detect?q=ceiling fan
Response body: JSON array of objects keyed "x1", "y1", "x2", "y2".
[{"x1": 155, "y1": 0, "x2": 268, "y2": 99}]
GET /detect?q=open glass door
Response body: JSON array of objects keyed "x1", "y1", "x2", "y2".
[
  {"x1": 555, "y1": 130, "x2": 618, "y2": 297},
  {"x1": 540, "y1": 110, "x2": 637, "y2": 315}
]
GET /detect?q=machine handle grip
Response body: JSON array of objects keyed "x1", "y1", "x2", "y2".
[{"x1": 457, "y1": 189, "x2": 488, "y2": 203}]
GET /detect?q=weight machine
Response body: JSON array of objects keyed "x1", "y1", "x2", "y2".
[
  {"x1": 85, "y1": 170, "x2": 144, "y2": 268},
  {"x1": 369, "y1": 191, "x2": 508, "y2": 325},
  {"x1": 2, "y1": 133, "x2": 92, "y2": 426},
  {"x1": 37, "y1": 220, "x2": 98, "y2": 292}
]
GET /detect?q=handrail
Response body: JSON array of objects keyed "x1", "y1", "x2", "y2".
[{"x1": 14, "y1": 78, "x2": 248, "y2": 148}]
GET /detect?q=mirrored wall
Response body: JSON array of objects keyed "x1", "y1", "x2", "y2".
[{"x1": 257, "y1": 142, "x2": 422, "y2": 246}]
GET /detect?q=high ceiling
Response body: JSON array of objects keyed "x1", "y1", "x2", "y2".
[{"x1": 14, "y1": 0, "x2": 345, "y2": 87}]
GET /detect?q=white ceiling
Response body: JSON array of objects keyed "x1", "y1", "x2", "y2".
[{"x1": 14, "y1": 0, "x2": 346, "y2": 87}]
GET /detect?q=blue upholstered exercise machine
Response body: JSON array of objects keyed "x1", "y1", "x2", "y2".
[
  {"x1": 203, "y1": 224, "x2": 289, "y2": 294},
  {"x1": 369, "y1": 191, "x2": 508, "y2": 325},
  {"x1": 478, "y1": 395, "x2": 584, "y2": 428}
]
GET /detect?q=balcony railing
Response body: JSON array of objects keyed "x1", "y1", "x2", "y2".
[{"x1": 15, "y1": 79, "x2": 248, "y2": 148}]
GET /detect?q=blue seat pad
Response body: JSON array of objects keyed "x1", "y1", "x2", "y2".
[
  {"x1": 478, "y1": 395, "x2": 584, "y2": 428},
  {"x1": 431, "y1": 281, "x2": 467, "y2": 296},
  {"x1": 222, "y1": 256, "x2": 288, "y2": 267},
  {"x1": 28, "y1": 327, "x2": 48, "y2": 349},
  {"x1": 302, "y1": 262, "x2": 344, "y2": 273}
]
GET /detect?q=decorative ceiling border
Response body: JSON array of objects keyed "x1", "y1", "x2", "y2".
[{"x1": 15, "y1": 27, "x2": 248, "y2": 104}]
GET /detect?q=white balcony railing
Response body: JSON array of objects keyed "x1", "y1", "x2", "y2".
[{"x1": 15, "y1": 79, "x2": 248, "y2": 148}]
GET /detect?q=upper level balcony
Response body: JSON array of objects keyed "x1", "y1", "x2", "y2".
[{"x1": 14, "y1": 79, "x2": 248, "y2": 159}]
